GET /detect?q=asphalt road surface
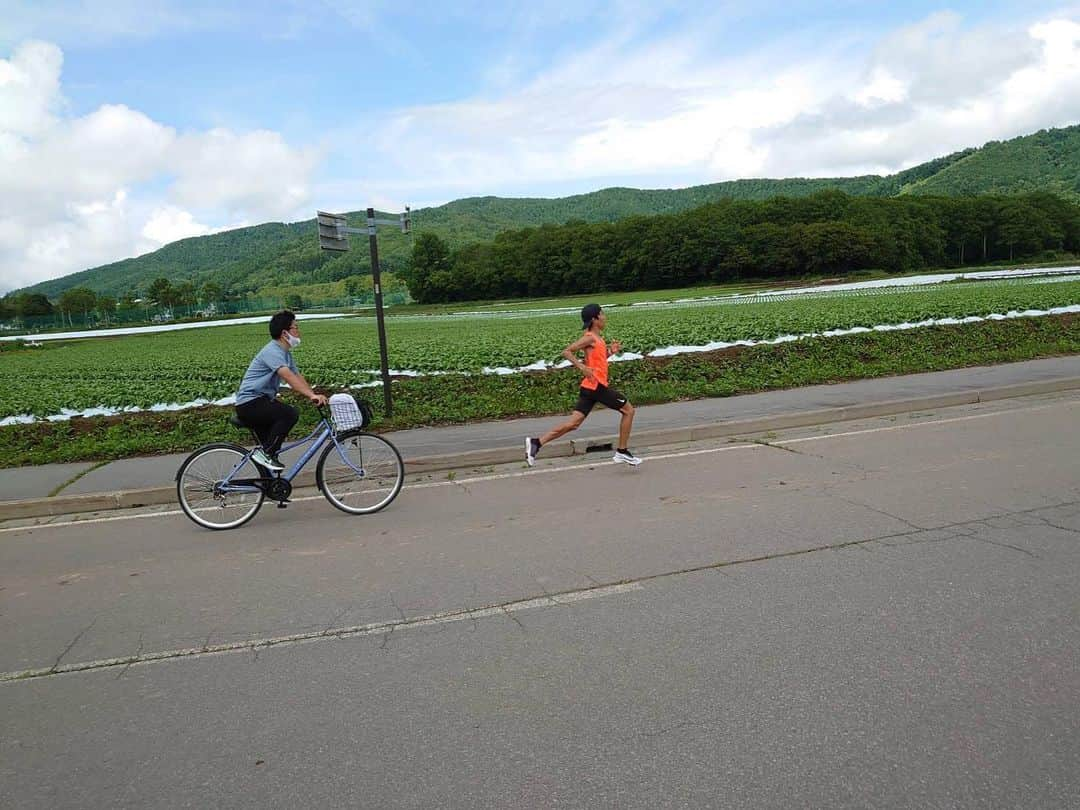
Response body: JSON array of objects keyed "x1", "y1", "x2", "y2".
[{"x1": 2, "y1": 392, "x2": 1079, "y2": 808}]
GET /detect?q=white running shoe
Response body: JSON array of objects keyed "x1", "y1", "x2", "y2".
[
  {"x1": 252, "y1": 448, "x2": 284, "y2": 471},
  {"x1": 612, "y1": 448, "x2": 642, "y2": 466},
  {"x1": 525, "y1": 437, "x2": 541, "y2": 467}
]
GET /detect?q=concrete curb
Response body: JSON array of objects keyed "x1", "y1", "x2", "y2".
[{"x1": 3, "y1": 376, "x2": 1078, "y2": 522}]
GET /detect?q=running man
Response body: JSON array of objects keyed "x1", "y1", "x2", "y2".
[
  {"x1": 525, "y1": 303, "x2": 641, "y2": 467},
  {"x1": 234, "y1": 310, "x2": 327, "y2": 471}
]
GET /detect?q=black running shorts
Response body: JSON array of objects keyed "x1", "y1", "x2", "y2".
[{"x1": 574, "y1": 384, "x2": 628, "y2": 416}]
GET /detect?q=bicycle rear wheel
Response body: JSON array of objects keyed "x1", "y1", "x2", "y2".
[
  {"x1": 177, "y1": 443, "x2": 265, "y2": 530},
  {"x1": 316, "y1": 430, "x2": 404, "y2": 514}
]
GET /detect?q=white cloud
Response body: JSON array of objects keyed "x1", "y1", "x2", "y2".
[
  {"x1": 6, "y1": 8, "x2": 1080, "y2": 294},
  {"x1": 0, "y1": 41, "x2": 319, "y2": 294},
  {"x1": 355, "y1": 23, "x2": 842, "y2": 199},
  {"x1": 141, "y1": 206, "x2": 214, "y2": 244},
  {"x1": 345, "y1": 9, "x2": 1080, "y2": 204},
  {"x1": 0, "y1": 40, "x2": 62, "y2": 139},
  {"x1": 757, "y1": 14, "x2": 1080, "y2": 177},
  {"x1": 170, "y1": 129, "x2": 319, "y2": 219}
]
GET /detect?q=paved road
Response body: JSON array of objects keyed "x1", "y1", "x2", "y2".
[
  {"x1": 2, "y1": 392, "x2": 1079, "y2": 808},
  {"x1": 2, "y1": 355, "x2": 1079, "y2": 503}
]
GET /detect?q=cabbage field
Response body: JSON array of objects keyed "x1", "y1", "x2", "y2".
[{"x1": 2, "y1": 276, "x2": 1078, "y2": 422}]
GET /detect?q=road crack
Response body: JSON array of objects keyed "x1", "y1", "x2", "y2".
[
  {"x1": 51, "y1": 617, "x2": 98, "y2": 672},
  {"x1": 826, "y1": 494, "x2": 927, "y2": 532},
  {"x1": 8, "y1": 501, "x2": 1079, "y2": 686},
  {"x1": 388, "y1": 592, "x2": 407, "y2": 623},
  {"x1": 501, "y1": 605, "x2": 527, "y2": 632},
  {"x1": 115, "y1": 634, "x2": 144, "y2": 680},
  {"x1": 970, "y1": 536, "x2": 1040, "y2": 559}
]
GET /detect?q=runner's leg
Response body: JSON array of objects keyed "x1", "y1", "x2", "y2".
[
  {"x1": 539, "y1": 410, "x2": 586, "y2": 446},
  {"x1": 617, "y1": 401, "x2": 635, "y2": 450}
]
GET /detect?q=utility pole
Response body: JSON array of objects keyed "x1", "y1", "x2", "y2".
[
  {"x1": 366, "y1": 208, "x2": 392, "y2": 418},
  {"x1": 316, "y1": 206, "x2": 411, "y2": 417}
]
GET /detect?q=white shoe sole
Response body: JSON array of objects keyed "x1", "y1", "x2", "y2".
[
  {"x1": 525, "y1": 437, "x2": 536, "y2": 467},
  {"x1": 252, "y1": 451, "x2": 284, "y2": 472},
  {"x1": 612, "y1": 454, "x2": 642, "y2": 466}
]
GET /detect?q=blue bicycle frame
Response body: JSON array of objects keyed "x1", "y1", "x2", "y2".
[{"x1": 218, "y1": 417, "x2": 363, "y2": 493}]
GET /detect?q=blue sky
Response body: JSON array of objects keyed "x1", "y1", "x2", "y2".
[{"x1": 2, "y1": 0, "x2": 1080, "y2": 292}]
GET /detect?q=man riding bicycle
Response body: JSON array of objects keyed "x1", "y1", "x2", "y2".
[{"x1": 234, "y1": 310, "x2": 327, "y2": 471}]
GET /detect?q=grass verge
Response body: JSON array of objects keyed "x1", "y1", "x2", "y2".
[{"x1": 2, "y1": 313, "x2": 1077, "y2": 468}]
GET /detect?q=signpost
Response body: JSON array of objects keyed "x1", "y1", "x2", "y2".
[{"x1": 315, "y1": 207, "x2": 411, "y2": 417}]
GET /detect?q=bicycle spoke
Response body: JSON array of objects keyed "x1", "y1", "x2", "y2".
[
  {"x1": 318, "y1": 432, "x2": 404, "y2": 514},
  {"x1": 177, "y1": 446, "x2": 264, "y2": 530}
]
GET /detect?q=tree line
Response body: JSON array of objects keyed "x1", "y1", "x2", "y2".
[
  {"x1": 401, "y1": 191, "x2": 1080, "y2": 303},
  {"x1": 0, "y1": 271, "x2": 412, "y2": 326}
]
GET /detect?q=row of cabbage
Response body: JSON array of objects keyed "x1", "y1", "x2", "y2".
[{"x1": 2, "y1": 278, "x2": 1078, "y2": 419}]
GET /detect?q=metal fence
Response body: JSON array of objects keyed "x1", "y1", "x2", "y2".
[{"x1": 0, "y1": 292, "x2": 412, "y2": 336}]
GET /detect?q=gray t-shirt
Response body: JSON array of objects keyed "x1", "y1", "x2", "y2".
[{"x1": 235, "y1": 340, "x2": 298, "y2": 404}]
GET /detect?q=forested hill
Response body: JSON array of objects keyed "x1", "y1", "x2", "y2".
[{"x1": 18, "y1": 123, "x2": 1080, "y2": 299}]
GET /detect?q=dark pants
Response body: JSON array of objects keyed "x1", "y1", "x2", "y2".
[{"x1": 235, "y1": 397, "x2": 298, "y2": 456}]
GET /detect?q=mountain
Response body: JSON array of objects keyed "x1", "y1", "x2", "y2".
[{"x1": 15, "y1": 123, "x2": 1080, "y2": 299}]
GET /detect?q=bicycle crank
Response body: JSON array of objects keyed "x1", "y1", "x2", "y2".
[{"x1": 266, "y1": 478, "x2": 293, "y2": 505}]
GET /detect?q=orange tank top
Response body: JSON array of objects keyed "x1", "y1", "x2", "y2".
[{"x1": 580, "y1": 334, "x2": 608, "y2": 390}]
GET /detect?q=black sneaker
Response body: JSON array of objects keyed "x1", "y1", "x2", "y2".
[
  {"x1": 525, "y1": 437, "x2": 541, "y2": 467},
  {"x1": 612, "y1": 448, "x2": 642, "y2": 466}
]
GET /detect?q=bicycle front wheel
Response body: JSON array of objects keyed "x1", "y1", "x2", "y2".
[
  {"x1": 317, "y1": 430, "x2": 404, "y2": 515},
  {"x1": 177, "y1": 443, "x2": 265, "y2": 530}
]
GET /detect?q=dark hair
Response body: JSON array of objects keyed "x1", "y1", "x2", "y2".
[
  {"x1": 269, "y1": 310, "x2": 296, "y2": 339},
  {"x1": 581, "y1": 303, "x2": 602, "y2": 329}
]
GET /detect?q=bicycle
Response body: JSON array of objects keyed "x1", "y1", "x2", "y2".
[{"x1": 176, "y1": 394, "x2": 404, "y2": 530}]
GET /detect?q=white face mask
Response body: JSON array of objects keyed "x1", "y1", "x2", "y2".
[{"x1": 285, "y1": 333, "x2": 301, "y2": 348}]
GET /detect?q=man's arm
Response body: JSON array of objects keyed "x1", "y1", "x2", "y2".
[
  {"x1": 562, "y1": 334, "x2": 597, "y2": 380},
  {"x1": 278, "y1": 367, "x2": 328, "y2": 406}
]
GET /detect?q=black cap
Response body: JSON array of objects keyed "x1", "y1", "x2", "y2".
[{"x1": 581, "y1": 303, "x2": 601, "y2": 328}]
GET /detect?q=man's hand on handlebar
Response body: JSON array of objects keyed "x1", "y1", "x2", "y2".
[{"x1": 309, "y1": 393, "x2": 328, "y2": 407}]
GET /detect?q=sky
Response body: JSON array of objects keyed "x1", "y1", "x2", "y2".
[{"x1": 2, "y1": 1, "x2": 1080, "y2": 294}]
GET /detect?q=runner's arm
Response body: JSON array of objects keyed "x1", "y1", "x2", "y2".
[{"x1": 562, "y1": 334, "x2": 597, "y2": 380}]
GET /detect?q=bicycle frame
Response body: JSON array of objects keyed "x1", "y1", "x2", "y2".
[{"x1": 217, "y1": 418, "x2": 364, "y2": 494}]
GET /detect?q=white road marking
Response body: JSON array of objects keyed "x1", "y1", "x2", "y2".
[
  {"x1": 773, "y1": 398, "x2": 1078, "y2": 446},
  {"x1": 0, "y1": 444, "x2": 764, "y2": 533},
  {"x1": 0, "y1": 581, "x2": 644, "y2": 684},
  {"x1": 2, "y1": 396, "x2": 1075, "y2": 535},
  {"x1": 408, "y1": 442, "x2": 763, "y2": 490}
]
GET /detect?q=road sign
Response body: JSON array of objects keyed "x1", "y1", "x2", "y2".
[
  {"x1": 317, "y1": 211, "x2": 349, "y2": 252},
  {"x1": 313, "y1": 206, "x2": 409, "y2": 418}
]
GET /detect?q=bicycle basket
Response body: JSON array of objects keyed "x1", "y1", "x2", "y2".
[{"x1": 329, "y1": 393, "x2": 371, "y2": 432}]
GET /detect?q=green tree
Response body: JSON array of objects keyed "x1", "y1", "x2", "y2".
[
  {"x1": 996, "y1": 198, "x2": 1056, "y2": 260},
  {"x1": 15, "y1": 293, "x2": 54, "y2": 316},
  {"x1": 343, "y1": 275, "x2": 371, "y2": 298},
  {"x1": 404, "y1": 233, "x2": 452, "y2": 303},
  {"x1": 200, "y1": 281, "x2": 222, "y2": 304},
  {"x1": 147, "y1": 277, "x2": 174, "y2": 306},
  {"x1": 59, "y1": 287, "x2": 98, "y2": 325},
  {"x1": 174, "y1": 282, "x2": 197, "y2": 307},
  {"x1": 96, "y1": 295, "x2": 117, "y2": 325},
  {"x1": 796, "y1": 222, "x2": 876, "y2": 275}
]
